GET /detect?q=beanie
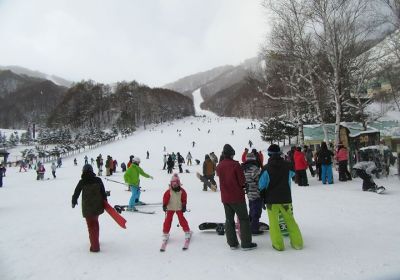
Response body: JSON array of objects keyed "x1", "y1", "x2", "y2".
[
  {"x1": 170, "y1": 173, "x2": 181, "y2": 187},
  {"x1": 267, "y1": 144, "x2": 281, "y2": 155},
  {"x1": 222, "y1": 144, "x2": 235, "y2": 157},
  {"x1": 246, "y1": 153, "x2": 256, "y2": 161},
  {"x1": 82, "y1": 164, "x2": 93, "y2": 173}
]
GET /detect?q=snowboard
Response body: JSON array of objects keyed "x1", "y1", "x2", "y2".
[
  {"x1": 199, "y1": 222, "x2": 269, "y2": 235},
  {"x1": 365, "y1": 186, "x2": 386, "y2": 194},
  {"x1": 104, "y1": 201, "x2": 127, "y2": 229},
  {"x1": 196, "y1": 172, "x2": 217, "y2": 191},
  {"x1": 114, "y1": 205, "x2": 155, "y2": 214}
]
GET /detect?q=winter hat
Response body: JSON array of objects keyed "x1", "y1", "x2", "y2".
[
  {"x1": 82, "y1": 164, "x2": 93, "y2": 173},
  {"x1": 267, "y1": 144, "x2": 281, "y2": 155},
  {"x1": 222, "y1": 144, "x2": 235, "y2": 157},
  {"x1": 170, "y1": 173, "x2": 181, "y2": 187},
  {"x1": 132, "y1": 157, "x2": 141, "y2": 163},
  {"x1": 246, "y1": 153, "x2": 256, "y2": 161}
]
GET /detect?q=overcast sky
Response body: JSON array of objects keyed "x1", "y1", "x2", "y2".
[{"x1": 0, "y1": 0, "x2": 268, "y2": 87}]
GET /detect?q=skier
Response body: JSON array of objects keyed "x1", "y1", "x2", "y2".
[
  {"x1": 317, "y1": 142, "x2": 334, "y2": 184},
  {"x1": 336, "y1": 143, "x2": 352, "y2": 181},
  {"x1": 216, "y1": 144, "x2": 257, "y2": 250},
  {"x1": 192, "y1": 141, "x2": 195, "y2": 147},
  {"x1": 84, "y1": 155, "x2": 88, "y2": 165},
  {"x1": 71, "y1": 164, "x2": 107, "y2": 252},
  {"x1": 293, "y1": 147, "x2": 309, "y2": 186},
  {"x1": 57, "y1": 157, "x2": 62, "y2": 168},
  {"x1": 248, "y1": 140, "x2": 253, "y2": 148},
  {"x1": 162, "y1": 174, "x2": 191, "y2": 241},
  {"x1": 121, "y1": 162, "x2": 127, "y2": 172},
  {"x1": 186, "y1": 152, "x2": 192, "y2": 166},
  {"x1": 51, "y1": 162, "x2": 57, "y2": 178},
  {"x1": 352, "y1": 161, "x2": 385, "y2": 192},
  {"x1": 258, "y1": 144, "x2": 303, "y2": 251},
  {"x1": 177, "y1": 152, "x2": 185, "y2": 173},
  {"x1": 146, "y1": 151, "x2": 149, "y2": 159},
  {"x1": 241, "y1": 153, "x2": 263, "y2": 235},
  {"x1": 162, "y1": 154, "x2": 167, "y2": 170},
  {"x1": 124, "y1": 157, "x2": 153, "y2": 211},
  {"x1": 74, "y1": 158, "x2": 77, "y2": 166},
  {"x1": 202, "y1": 154, "x2": 217, "y2": 191}
]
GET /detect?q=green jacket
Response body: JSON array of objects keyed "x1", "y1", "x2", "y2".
[{"x1": 124, "y1": 164, "x2": 151, "y2": 186}]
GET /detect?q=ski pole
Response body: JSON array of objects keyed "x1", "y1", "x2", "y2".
[{"x1": 104, "y1": 178, "x2": 146, "y2": 191}]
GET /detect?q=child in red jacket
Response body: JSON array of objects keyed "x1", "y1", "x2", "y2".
[{"x1": 162, "y1": 174, "x2": 191, "y2": 240}]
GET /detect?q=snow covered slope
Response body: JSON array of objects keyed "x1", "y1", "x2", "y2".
[{"x1": 0, "y1": 91, "x2": 399, "y2": 280}]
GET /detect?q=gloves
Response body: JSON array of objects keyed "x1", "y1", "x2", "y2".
[
  {"x1": 163, "y1": 205, "x2": 167, "y2": 212},
  {"x1": 181, "y1": 205, "x2": 186, "y2": 213}
]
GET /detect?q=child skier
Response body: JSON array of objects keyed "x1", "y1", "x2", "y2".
[
  {"x1": 162, "y1": 174, "x2": 191, "y2": 240},
  {"x1": 352, "y1": 161, "x2": 385, "y2": 193}
]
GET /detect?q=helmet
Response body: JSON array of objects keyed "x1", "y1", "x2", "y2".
[{"x1": 132, "y1": 157, "x2": 141, "y2": 163}]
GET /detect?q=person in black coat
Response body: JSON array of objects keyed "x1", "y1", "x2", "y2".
[{"x1": 72, "y1": 164, "x2": 107, "y2": 252}]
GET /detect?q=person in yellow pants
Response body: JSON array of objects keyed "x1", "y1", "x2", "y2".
[{"x1": 259, "y1": 144, "x2": 303, "y2": 251}]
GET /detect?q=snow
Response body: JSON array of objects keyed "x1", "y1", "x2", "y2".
[{"x1": 1, "y1": 91, "x2": 400, "y2": 280}]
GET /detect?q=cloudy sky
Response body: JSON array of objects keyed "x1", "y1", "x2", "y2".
[{"x1": 0, "y1": 0, "x2": 268, "y2": 87}]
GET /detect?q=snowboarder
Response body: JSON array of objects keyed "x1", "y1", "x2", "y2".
[
  {"x1": 202, "y1": 154, "x2": 217, "y2": 191},
  {"x1": 71, "y1": 164, "x2": 108, "y2": 252},
  {"x1": 51, "y1": 162, "x2": 57, "y2": 178},
  {"x1": 177, "y1": 152, "x2": 185, "y2": 173},
  {"x1": 124, "y1": 157, "x2": 153, "y2": 211},
  {"x1": 162, "y1": 174, "x2": 191, "y2": 241},
  {"x1": 216, "y1": 144, "x2": 257, "y2": 250},
  {"x1": 241, "y1": 153, "x2": 263, "y2": 235},
  {"x1": 258, "y1": 144, "x2": 303, "y2": 251},
  {"x1": 352, "y1": 161, "x2": 385, "y2": 193}
]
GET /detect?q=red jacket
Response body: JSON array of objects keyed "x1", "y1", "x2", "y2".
[
  {"x1": 216, "y1": 158, "x2": 246, "y2": 203},
  {"x1": 293, "y1": 150, "x2": 308, "y2": 170},
  {"x1": 258, "y1": 151, "x2": 264, "y2": 166},
  {"x1": 336, "y1": 148, "x2": 348, "y2": 161},
  {"x1": 241, "y1": 150, "x2": 248, "y2": 163}
]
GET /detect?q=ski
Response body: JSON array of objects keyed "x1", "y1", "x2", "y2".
[
  {"x1": 136, "y1": 202, "x2": 163, "y2": 206},
  {"x1": 182, "y1": 232, "x2": 192, "y2": 250},
  {"x1": 114, "y1": 205, "x2": 155, "y2": 214}
]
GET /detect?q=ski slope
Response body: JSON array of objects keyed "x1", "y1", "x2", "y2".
[{"x1": 1, "y1": 91, "x2": 400, "y2": 280}]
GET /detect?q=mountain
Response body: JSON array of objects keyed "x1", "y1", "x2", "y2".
[
  {"x1": 47, "y1": 80, "x2": 194, "y2": 129},
  {"x1": 0, "y1": 69, "x2": 68, "y2": 128},
  {"x1": 201, "y1": 79, "x2": 282, "y2": 119},
  {"x1": 0, "y1": 65, "x2": 72, "y2": 87}
]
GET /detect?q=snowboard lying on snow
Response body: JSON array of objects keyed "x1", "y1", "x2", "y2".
[{"x1": 199, "y1": 222, "x2": 270, "y2": 235}]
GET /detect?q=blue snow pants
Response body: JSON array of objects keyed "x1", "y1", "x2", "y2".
[
  {"x1": 321, "y1": 164, "x2": 333, "y2": 184},
  {"x1": 129, "y1": 186, "x2": 140, "y2": 208}
]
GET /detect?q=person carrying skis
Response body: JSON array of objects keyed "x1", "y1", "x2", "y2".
[
  {"x1": 258, "y1": 144, "x2": 303, "y2": 251},
  {"x1": 71, "y1": 164, "x2": 107, "y2": 252},
  {"x1": 124, "y1": 157, "x2": 153, "y2": 211},
  {"x1": 352, "y1": 160, "x2": 385, "y2": 192},
  {"x1": 216, "y1": 144, "x2": 257, "y2": 250},
  {"x1": 162, "y1": 174, "x2": 191, "y2": 240},
  {"x1": 241, "y1": 153, "x2": 263, "y2": 235}
]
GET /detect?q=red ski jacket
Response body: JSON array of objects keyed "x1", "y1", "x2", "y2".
[
  {"x1": 216, "y1": 158, "x2": 246, "y2": 204},
  {"x1": 293, "y1": 150, "x2": 308, "y2": 171}
]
